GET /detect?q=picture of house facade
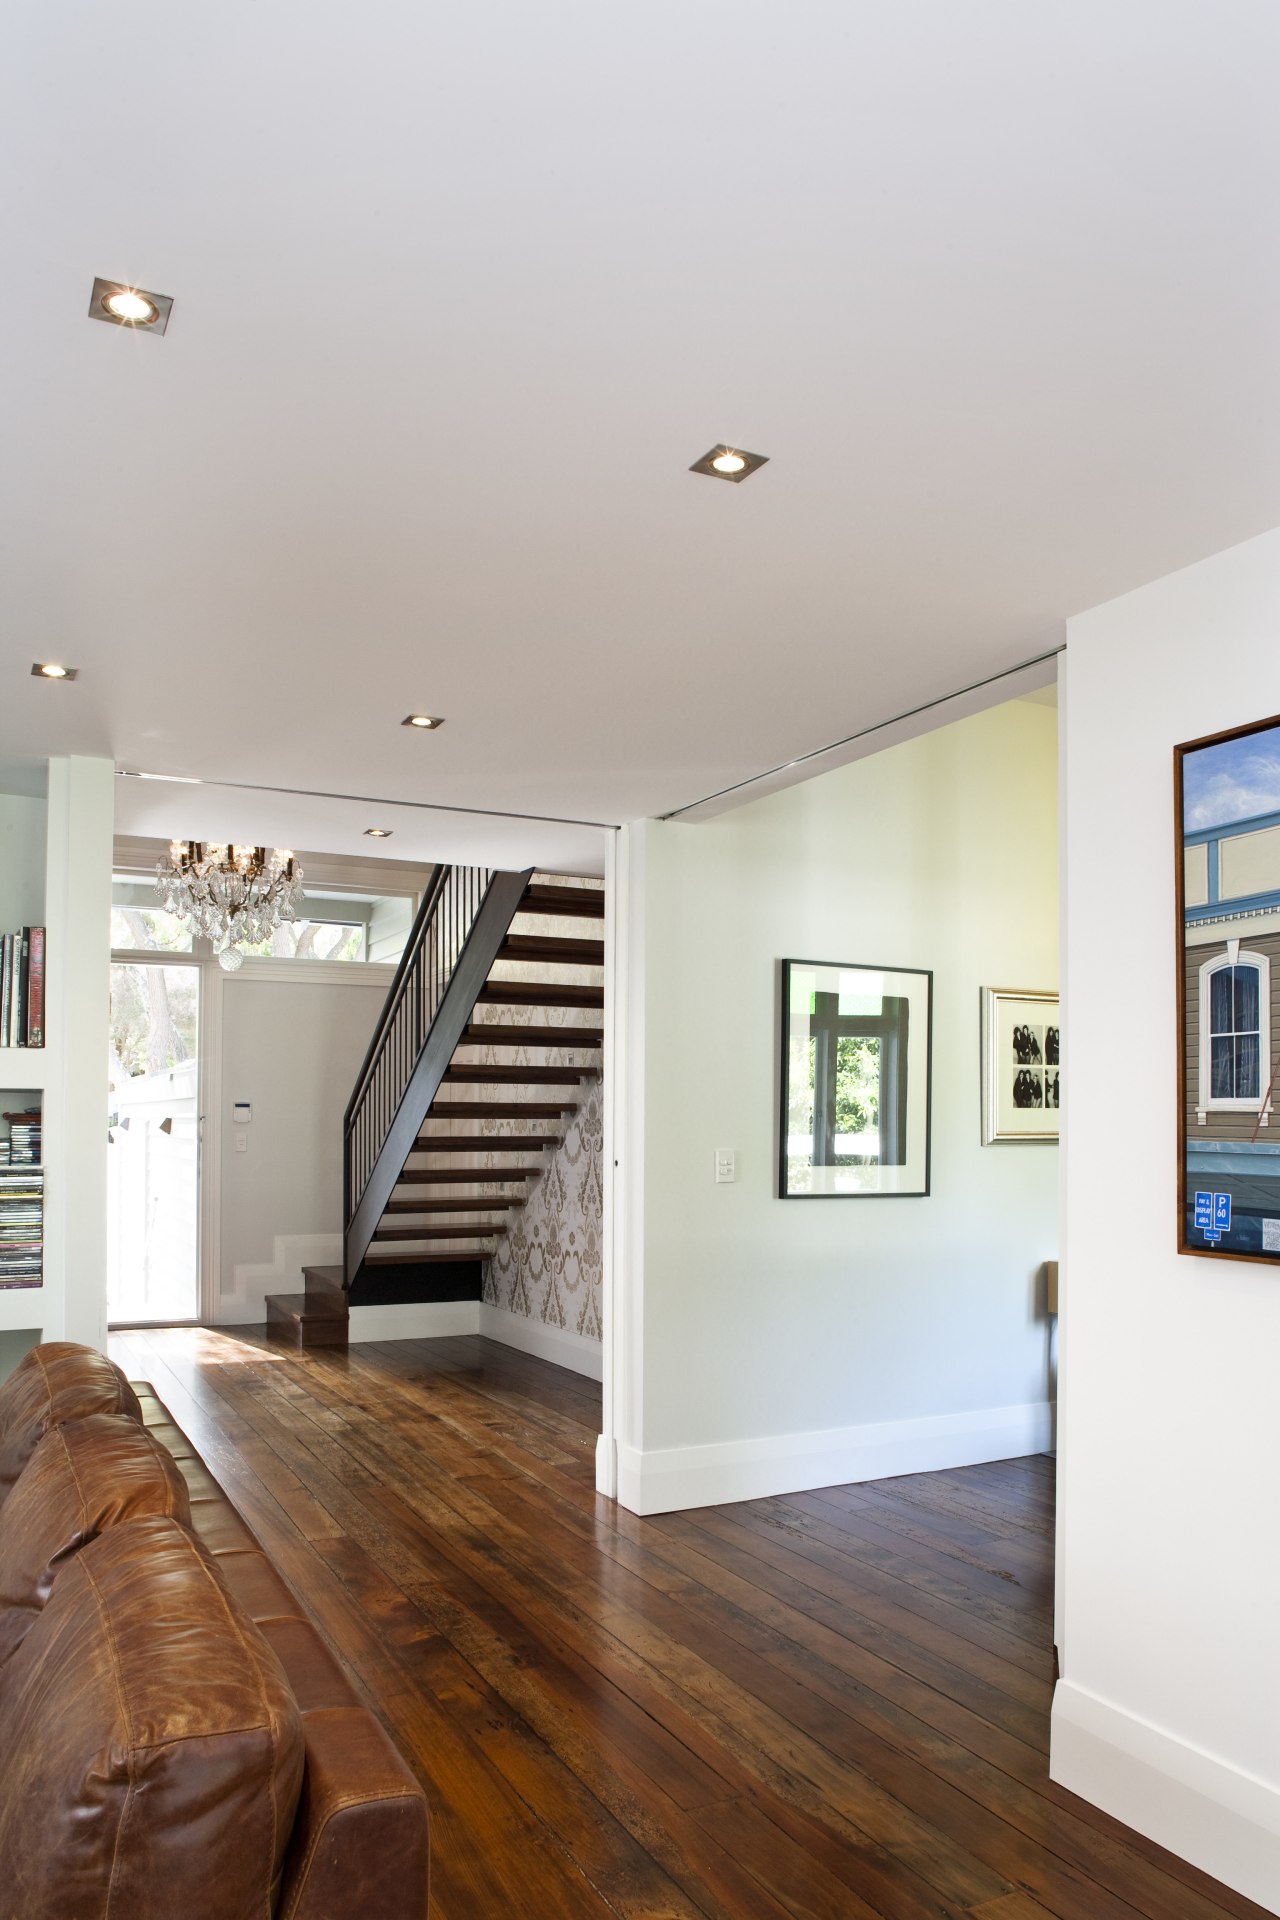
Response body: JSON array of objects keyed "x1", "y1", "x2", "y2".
[{"x1": 1182, "y1": 726, "x2": 1280, "y2": 1256}]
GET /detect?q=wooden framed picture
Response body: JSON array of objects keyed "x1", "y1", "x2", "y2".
[
  {"x1": 1176, "y1": 712, "x2": 1280, "y2": 1263},
  {"x1": 779, "y1": 958, "x2": 932, "y2": 1198},
  {"x1": 981, "y1": 987, "x2": 1060, "y2": 1144}
]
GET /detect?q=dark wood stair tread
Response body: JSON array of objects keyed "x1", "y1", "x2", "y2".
[
  {"x1": 382, "y1": 1197, "x2": 522, "y2": 1213},
  {"x1": 430, "y1": 1100, "x2": 576, "y2": 1118},
  {"x1": 267, "y1": 1288, "x2": 342, "y2": 1317},
  {"x1": 519, "y1": 884, "x2": 604, "y2": 918},
  {"x1": 265, "y1": 1290, "x2": 349, "y2": 1349},
  {"x1": 413, "y1": 1132, "x2": 558, "y2": 1151},
  {"x1": 361, "y1": 1251, "x2": 488, "y2": 1266},
  {"x1": 461, "y1": 1024, "x2": 602, "y2": 1047},
  {"x1": 300, "y1": 1264, "x2": 346, "y2": 1296},
  {"x1": 397, "y1": 1165, "x2": 542, "y2": 1183},
  {"x1": 443, "y1": 1064, "x2": 592, "y2": 1085},
  {"x1": 373, "y1": 1225, "x2": 506, "y2": 1242},
  {"x1": 497, "y1": 934, "x2": 604, "y2": 964},
  {"x1": 477, "y1": 983, "x2": 604, "y2": 1009}
]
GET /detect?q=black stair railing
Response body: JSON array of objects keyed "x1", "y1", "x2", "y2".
[{"x1": 343, "y1": 864, "x2": 532, "y2": 1287}]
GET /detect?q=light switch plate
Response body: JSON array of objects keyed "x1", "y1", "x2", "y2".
[{"x1": 714, "y1": 1149, "x2": 736, "y2": 1183}]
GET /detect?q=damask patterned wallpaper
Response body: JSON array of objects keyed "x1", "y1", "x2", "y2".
[{"x1": 484, "y1": 1078, "x2": 603, "y2": 1339}]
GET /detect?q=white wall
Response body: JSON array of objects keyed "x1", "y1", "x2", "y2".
[
  {"x1": 216, "y1": 970, "x2": 388, "y2": 1317},
  {"x1": 1053, "y1": 528, "x2": 1280, "y2": 1915},
  {"x1": 617, "y1": 698, "x2": 1059, "y2": 1514},
  {"x1": 0, "y1": 793, "x2": 47, "y2": 928}
]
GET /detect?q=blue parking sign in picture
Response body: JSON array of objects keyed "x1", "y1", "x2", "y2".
[
  {"x1": 1214, "y1": 1191, "x2": 1232, "y2": 1231},
  {"x1": 1194, "y1": 1192, "x2": 1214, "y2": 1232}
]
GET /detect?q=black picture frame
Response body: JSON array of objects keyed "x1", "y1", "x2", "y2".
[{"x1": 778, "y1": 957, "x2": 933, "y2": 1199}]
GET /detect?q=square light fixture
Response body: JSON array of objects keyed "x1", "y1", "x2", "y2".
[
  {"x1": 690, "y1": 443, "x2": 769, "y2": 483},
  {"x1": 401, "y1": 714, "x2": 445, "y2": 730},
  {"x1": 31, "y1": 661, "x2": 78, "y2": 681},
  {"x1": 364, "y1": 827, "x2": 394, "y2": 838},
  {"x1": 89, "y1": 277, "x2": 173, "y2": 336}
]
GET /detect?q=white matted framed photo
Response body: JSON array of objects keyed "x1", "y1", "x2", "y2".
[
  {"x1": 981, "y1": 987, "x2": 1060, "y2": 1144},
  {"x1": 779, "y1": 958, "x2": 933, "y2": 1197}
]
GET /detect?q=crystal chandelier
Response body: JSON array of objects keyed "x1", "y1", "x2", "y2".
[{"x1": 157, "y1": 842, "x2": 304, "y2": 968}]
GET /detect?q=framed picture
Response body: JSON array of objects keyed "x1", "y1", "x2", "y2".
[
  {"x1": 779, "y1": 958, "x2": 932, "y2": 1198},
  {"x1": 1176, "y1": 712, "x2": 1280, "y2": 1264},
  {"x1": 981, "y1": 988, "x2": 1060, "y2": 1143}
]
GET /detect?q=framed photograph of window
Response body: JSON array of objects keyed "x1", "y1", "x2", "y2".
[
  {"x1": 980, "y1": 989, "x2": 1060, "y2": 1144},
  {"x1": 1176, "y1": 712, "x2": 1280, "y2": 1263},
  {"x1": 779, "y1": 959, "x2": 932, "y2": 1198}
]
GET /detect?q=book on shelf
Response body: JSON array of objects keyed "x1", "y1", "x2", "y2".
[
  {"x1": 0, "y1": 1164, "x2": 42, "y2": 1287},
  {"x1": 0, "y1": 1111, "x2": 42, "y2": 1167},
  {"x1": 0, "y1": 926, "x2": 45, "y2": 1047}
]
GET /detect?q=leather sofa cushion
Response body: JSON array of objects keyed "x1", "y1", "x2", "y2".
[
  {"x1": 0, "y1": 1342, "x2": 142, "y2": 1506},
  {"x1": 0, "y1": 1514, "x2": 305, "y2": 1919},
  {"x1": 0, "y1": 1411, "x2": 191, "y2": 1668}
]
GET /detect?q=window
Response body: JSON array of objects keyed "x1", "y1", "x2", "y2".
[
  {"x1": 1198, "y1": 946, "x2": 1271, "y2": 1117},
  {"x1": 110, "y1": 878, "x2": 409, "y2": 965},
  {"x1": 231, "y1": 918, "x2": 365, "y2": 962}
]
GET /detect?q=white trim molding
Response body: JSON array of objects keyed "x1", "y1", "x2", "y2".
[
  {"x1": 479, "y1": 1303, "x2": 603, "y2": 1379},
  {"x1": 1051, "y1": 1681, "x2": 1280, "y2": 1914},
  {"x1": 616, "y1": 1399, "x2": 1054, "y2": 1516}
]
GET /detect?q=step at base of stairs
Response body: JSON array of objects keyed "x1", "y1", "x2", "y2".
[
  {"x1": 302, "y1": 1264, "x2": 346, "y2": 1305},
  {"x1": 266, "y1": 1288, "x2": 349, "y2": 1351}
]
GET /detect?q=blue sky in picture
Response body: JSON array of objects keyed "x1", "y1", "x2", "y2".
[{"x1": 1183, "y1": 724, "x2": 1280, "y2": 832}]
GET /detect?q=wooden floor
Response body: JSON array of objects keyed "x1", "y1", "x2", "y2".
[{"x1": 108, "y1": 1328, "x2": 1266, "y2": 1920}]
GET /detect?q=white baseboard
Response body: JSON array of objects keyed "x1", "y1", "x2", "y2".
[
  {"x1": 595, "y1": 1433, "x2": 617, "y2": 1497},
  {"x1": 478, "y1": 1303, "x2": 603, "y2": 1379},
  {"x1": 616, "y1": 1399, "x2": 1054, "y2": 1516},
  {"x1": 1051, "y1": 1680, "x2": 1280, "y2": 1914},
  {"x1": 348, "y1": 1300, "x2": 482, "y2": 1342},
  {"x1": 220, "y1": 1232, "x2": 342, "y2": 1324}
]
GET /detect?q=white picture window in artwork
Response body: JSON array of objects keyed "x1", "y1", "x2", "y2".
[{"x1": 1197, "y1": 947, "x2": 1271, "y2": 1118}]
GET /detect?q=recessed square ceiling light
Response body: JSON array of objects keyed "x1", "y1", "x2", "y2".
[
  {"x1": 401, "y1": 714, "x2": 445, "y2": 730},
  {"x1": 364, "y1": 827, "x2": 393, "y2": 838},
  {"x1": 690, "y1": 443, "x2": 769, "y2": 483},
  {"x1": 89, "y1": 277, "x2": 173, "y2": 336},
  {"x1": 31, "y1": 661, "x2": 78, "y2": 680}
]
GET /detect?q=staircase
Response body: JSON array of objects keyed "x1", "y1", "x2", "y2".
[{"x1": 265, "y1": 868, "x2": 604, "y2": 1349}]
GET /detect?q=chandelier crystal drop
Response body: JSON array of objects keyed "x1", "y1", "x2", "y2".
[{"x1": 156, "y1": 841, "x2": 304, "y2": 953}]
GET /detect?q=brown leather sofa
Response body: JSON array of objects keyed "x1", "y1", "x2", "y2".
[{"x1": 0, "y1": 1341, "x2": 429, "y2": 1920}]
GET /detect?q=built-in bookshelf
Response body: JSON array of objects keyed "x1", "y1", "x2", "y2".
[{"x1": 0, "y1": 759, "x2": 114, "y2": 1370}]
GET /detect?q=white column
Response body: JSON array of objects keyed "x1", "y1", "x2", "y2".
[{"x1": 43, "y1": 756, "x2": 114, "y2": 1351}]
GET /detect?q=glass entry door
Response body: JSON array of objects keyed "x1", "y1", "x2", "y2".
[{"x1": 107, "y1": 959, "x2": 201, "y2": 1324}]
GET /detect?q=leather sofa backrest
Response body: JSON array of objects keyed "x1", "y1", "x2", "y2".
[
  {"x1": 0, "y1": 1341, "x2": 142, "y2": 1506},
  {"x1": 0, "y1": 1514, "x2": 305, "y2": 1919},
  {"x1": 0, "y1": 1411, "x2": 191, "y2": 1668}
]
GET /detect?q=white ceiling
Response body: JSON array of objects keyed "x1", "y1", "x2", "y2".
[{"x1": 2, "y1": 2, "x2": 1278, "y2": 848}]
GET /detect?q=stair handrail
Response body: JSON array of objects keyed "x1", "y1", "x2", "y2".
[{"x1": 344, "y1": 862, "x2": 447, "y2": 1133}]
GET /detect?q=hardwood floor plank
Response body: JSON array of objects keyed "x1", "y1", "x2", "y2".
[{"x1": 104, "y1": 1330, "x2": 1271, "y2": 1920}]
